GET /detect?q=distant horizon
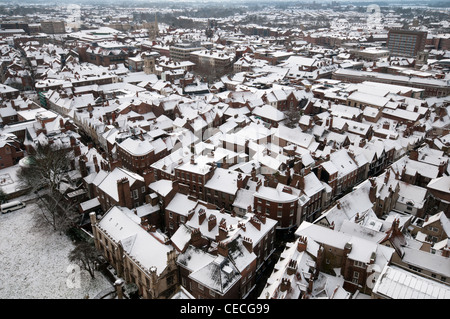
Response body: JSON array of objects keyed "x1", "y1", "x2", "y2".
[
  {"x1": 0, "y1": 0, "x2": 448, "y2": 3},
  {"x1": 0, "y1": 0, "x2": 449, "y2": 9}
]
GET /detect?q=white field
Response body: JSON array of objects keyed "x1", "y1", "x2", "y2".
[{"x1": 0, "y1": 198, "x2": 113, "y2": 299}]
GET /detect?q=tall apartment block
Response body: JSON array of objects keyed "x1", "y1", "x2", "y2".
[
  {"x1": 169, "y1": 42, "x2": 203, "y2": 62},
  {"x1": 387, "y1": 29, "x2": 427, "y2": 58},
  {"x1": 1, "y1": 22, "x2": 30, "y2": 34},
  {"x1": 40, "y1": 21, "x2": 66, "y2": 34}
]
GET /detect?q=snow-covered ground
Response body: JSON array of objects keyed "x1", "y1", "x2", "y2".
[{"x1": 0, "y1": 198, "x2": 113, "y2": 299}]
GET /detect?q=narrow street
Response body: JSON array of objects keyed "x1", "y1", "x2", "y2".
[{"x1": 247, "y1": 235, "x2": 292, "y2": 299}]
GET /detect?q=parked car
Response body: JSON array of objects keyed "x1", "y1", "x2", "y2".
[{"x1": 1, "y1": 200, "x2": 26, "y2": 214}]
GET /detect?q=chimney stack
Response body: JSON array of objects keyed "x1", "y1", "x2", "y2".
[
  {"x1": 93, "y1": 155, "x2": 100, "y2": 173},
  {"x1": 344, "y1": 242, "x2": 352, "y2": 255},
  {"x1": 250, "y1": 215, "x2": 261, "y2": 231},
  {"x1": 217, "y1": 241, "x2": 228, "y2": 257},
  {"x1": 117, "y1": 177, "x2": 132, "y2": 209},
  {"x1": 409, "y1": 150, "x2": 419, "y2": 161},
  {"x1": 307, "y1": 277, "x2": 314, "y2": 293},
  {"x1": 279, "y1": 278, "x2": 291, "y2": 292},
  {"x1": 369, "y1": 178, "x2": 377, "y2": 202},
  {"x1": 384, "y1": 169, "x2": 391, "y2": 184},
  {"x1": 89, "y1": 211, "x2": 97, "y2": 226},
  {"x1": 401, "y1": 165, "x2": 407, "y2": 180},
  {"x1": 251, "y1": 167, "x2": 257, "y2": 181},
  {"x1": 187, "y1": 209, "x2": 195, "y2": 221},
  {"x1": 69, "y1": 135, "x2": 76, "y2": 147},
  {"x1": 297, "y1": 236, "x2": 307, "y2": 252},
  {"x1": 256, "y1": 179, "x2": 262, "y2": 191},
  {"x1": 286, "y1": 259, "x2": 298, "y2": 276},
  {"x1": 256, "y1": 211, "x2": 266, "y2": 224},
  {"x1": 190, "y1": 228, "x2": 203, "y2": 248},
  {"x1": 208, "y1": 214, "x2": 217, "y2": 232},
  {"x1": 242, "y1": 236, "x2": 253, "y2": 253},
  {"x1": 237, "y1": 173, "x2": 244, "y2": 190},
  {"x1": 79, "y1": 156, "x2": 88, "y2": 177},
  {"x1": 282, "y1": 186, "x2": 292, "y2": 194},
  {"x1": 216, "y1": 219, "x2": 228, "y2": 241},
  {"x1": 198, "y1": 208, "x2": 206, "y2": 225},
  {"x1": 143, "y1": 168, "x2": 155, "y2": 186},
  {"x1": 369, "y1": 251, "x2": 376, "y2": 265}
]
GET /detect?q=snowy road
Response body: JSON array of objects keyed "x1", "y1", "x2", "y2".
[{"x1": 0, "y1": 198, "x2": 113, "y2": 299}]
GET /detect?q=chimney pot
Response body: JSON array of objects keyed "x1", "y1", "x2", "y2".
[
  {"x1": 208, "y1": 214, "x2": 217, "y2": 232},
  {"x1": 198, "y1": 208, "x2": 206, "y2": 225},
  {"x1": 297, "y1": 235, "x2": 307, "y2": 252}
]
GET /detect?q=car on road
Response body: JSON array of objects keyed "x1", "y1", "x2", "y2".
[{"x1": 1, "y1": 200, "x2": 26, "y2": 214}]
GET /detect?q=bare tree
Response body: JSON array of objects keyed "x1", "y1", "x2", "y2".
[
  {"x1": 285, "y1": 104, "x2": 300, "y2": 128},
  {"x1": 17, "y1": 143, "x2": 80, "y2": 232},
  {"x1": 33, "y1": 190, "x2": 79, "y2": 233},
  {"x1": 69, "y1": 241, "x2": 101, "y2": 279},
  {"x1": 17, "y1": 143, "x2": 74, "y2": 193}
]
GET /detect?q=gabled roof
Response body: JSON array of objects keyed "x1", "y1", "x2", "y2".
[
  {"x1": 188, "y1": 253, "x2": 241, "y2": 296},
  {"x1": 273, "y1": 124, "x2": 314, "y2": 149},
  {"x1": 314, "y1": 179, "x2": 375, "y2": 231},
  {"x1": 170, "y1": 223, "x2": 193, "y2": 253},
  {"x1": 373, "y1": 265, "x2": 450, "y2": 299},
  {"x1": 427, "y1": 176, "x2": 450, "y2": 194},
  {"x1": 118, "y1": 136, "x2": 155, "y2": 156},
  {"x1": 295, "y1": 221, "x2": 394, "y2": 267},
  {"x1": 329, "y1": 148, "x2": 358, "y2": 178},
  {"x1": 97, "y1": 167, "x2": 144, "y2": 201},
  {"x1": 205, "y1": 168, "x2": 246, "y2": 195},
  {"x1": 252, "y1": 104, "x2": 285, "y2": 122},
  {"x1": 227, "y1": 234, "x2": 257, "y2": 273},
  {"x1": 259, "y1": 236, "x2": 318, "y2": 299},
  {"x1": 423, "y1": 211, "x2": 450, "y2": 237},
  {"x1": 98, "y1": 206, "x2": 173, "y2": 276}
]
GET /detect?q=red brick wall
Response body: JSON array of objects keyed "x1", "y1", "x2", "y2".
[
  {"x1": 0, "y1": 142, "x2": 24, "y2": 169},
  {"x1": 254, "y1": 196, "x2": 297, "y2": 229}
]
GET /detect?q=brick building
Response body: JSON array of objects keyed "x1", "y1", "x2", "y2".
[
  {"x1": 0, "y1": 135, "x2": 24, "y2": 169},
  {"x1": 332, "y1": 68, "x2": 450, "y2": 97},
  {"x1": 426, "y1": 176, "x2": 450, "y2": 217},
  {"x1": 116, "y1": 135, "x2": 168, "y2": 176},
  {"x1": 387, "y1": 29, "x2": 427, "y2": 58},
  {"x1": 174, "y1": 156, "x2": 216, "y2": 201},
  {"x1": 40, "y1": 21, "x2": 66, "y2": 34},
  {"x1": 169, "y1": 42, "x2": 203, "y2": 62},
  {"x1": 204, "y1": 168, "x2": 249, "y2": 212},
  {"x1": 419, "y1": 212, "x2": 450, "y2": 244},
  {"x1": 174, "y1": 203, "x2": 277, "y2": 298},
  {"x1": 254, "y1": 182, "x2": 299, "y2": 230},
  {"x1": 164, "y1": 192, "x2": 198, "y2": 236},
  {"x1": 76, "y1": 42, "x2": 133, "y2": 67},
  {"x1": 295, "y1": 221, "x2": 395, "y2": 294},
  {"x1": 0, "y1": 84, "x2": 19, "y2": 100},
  {"x1": 94, "y1": 167, "x2": 148, "y2": 212},
  {"x1": 290, "y1": 170, "x2": 326, "y2": 224},
  {"x1": 260, "y1": 235, "x2": 320, "y2": 299},
  {"x1": 190, "y1": 49, "x2": 233, "y2": 81},
  {"x1": 90, "y1": 207, "x2": 179, "y2": 299}
]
